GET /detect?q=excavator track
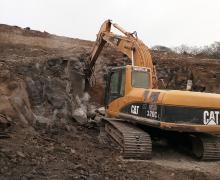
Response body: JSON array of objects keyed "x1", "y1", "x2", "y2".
[
  {"x1": 191, "y1": 134, "x2": 220, "y2": 160},
  {"x1": 104, "y1": 119, "x2": 152, "y2": 159}
]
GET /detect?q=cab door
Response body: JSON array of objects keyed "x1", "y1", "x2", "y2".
[{"x1": 104, "y1": 68, "x2": 125, "y2": 108}]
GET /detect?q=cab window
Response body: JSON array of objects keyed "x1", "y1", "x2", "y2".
[{"x1": 132, "y1": 70, "x2": 150, "y2": 88}]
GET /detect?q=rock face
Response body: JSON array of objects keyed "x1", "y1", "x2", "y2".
[
  {"x1": 21, "y1": 58, "x2": 88, "y2": 126},
  {"x1": 0, "y1": 71, "x2": 34, "y2": 127},
  {"x1": 0, "y1": 25, "x2": 91, "y2": 129},
  {"x1": 152, "y1": 50, "x2": 220, "y2": 92}
]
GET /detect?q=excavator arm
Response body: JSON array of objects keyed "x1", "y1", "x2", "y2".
[{"x1": 85, "y1": 20, "x2": 158, "y2": 88}]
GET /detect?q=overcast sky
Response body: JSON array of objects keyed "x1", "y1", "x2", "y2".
[{"x1": 0, "y1": 0, "x2": 219, "y2": 47}]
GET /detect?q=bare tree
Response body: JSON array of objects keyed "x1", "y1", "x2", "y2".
[{"x1": 172, "y1": 42, "x2": 220, "y2": 59}]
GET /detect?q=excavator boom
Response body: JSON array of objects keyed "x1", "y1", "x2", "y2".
[{"x1": 85, "y1": 20, "x2": 157, "y2": 88}]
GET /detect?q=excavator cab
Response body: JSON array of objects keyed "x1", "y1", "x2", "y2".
[{"x1": 104, "y1": 65, "x2": 152, "y2": 107}]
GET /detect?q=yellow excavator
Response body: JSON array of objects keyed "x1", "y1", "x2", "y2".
[{"x1": 84, "y1": 20, "x2": 220, "y2": 160}]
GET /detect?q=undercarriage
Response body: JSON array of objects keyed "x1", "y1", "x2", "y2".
[{"x1": 102, "y1": 118, "x2": 220, "y2": 161}]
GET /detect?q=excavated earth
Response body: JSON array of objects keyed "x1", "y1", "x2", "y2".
[{"x1": 0, "y1": 24, "x2": 220, "y2": 179}]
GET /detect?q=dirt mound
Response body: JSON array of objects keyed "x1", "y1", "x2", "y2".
[{"x1": 0, "y1": 24, "x2": 220, "y2": 179}]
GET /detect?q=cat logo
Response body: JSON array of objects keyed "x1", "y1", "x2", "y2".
[
  {"x1": 131, "y1": 105, "x2": 140, "y2": 115},
  {"x1": 203, "y1": 111, "x2": 219, "y2": 125}
]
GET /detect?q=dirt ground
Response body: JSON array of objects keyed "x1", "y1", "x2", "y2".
[
  {"x1": 0, "y1": 24, "x2": 220, "y2": 180},
  {"x1": 1, "y1": 122, "x2": 220, "y2": 180}
]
